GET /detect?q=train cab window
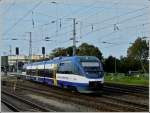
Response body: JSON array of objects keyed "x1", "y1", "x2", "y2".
[{"x1": 57, "y1": 61, "x2": 80, "y2": 75}]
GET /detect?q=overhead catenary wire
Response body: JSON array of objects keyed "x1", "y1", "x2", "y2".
[
  {"x1": 2, "y1": 0, "x2": 149, "y2": 57},
  {"x1": 33, "y1": 1, "x2": 99, "y2": 30},
  {"x1": 33, "y1": 0, "x2": 117, "y2": 34},
  {"x1": 0, "y1": 0, "x2": 16, "y2": 16},
  {"x1": 79, "y1": 21, "x2": 149, "y2": 46},
  {"x1": 40, "y1": 9, "x2": 148, "y2": 47},
  {"x1": 81, "y1": 6, "x2": 148, "y2": 29},
  {"x1": 3, "y1": 1, "x2": 42, "y2": 36},
  {"x1": 95, "y1": 22, "x2": 150, "y2": 46},
  {"x1": 31, "y1": 8, "x2": 147, "y2": 43},
  {"x1": 81, "y1": 12, "x2": 148, "y2": 38},
  {"x1": 74, "y1": 6, "x2": 148, "y2": 42}
]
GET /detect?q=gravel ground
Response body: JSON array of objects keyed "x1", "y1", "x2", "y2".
[
  {"x1": 1, "y1": 75, "x2": 149, "y2": 112},
  {"x1": 1, "y1": 103, "x2": 12, "y2": 112},
  {"x1": 2, "y1": 86, "x2": 98, "y2": 112},
  {"x1": 26, "y1": 93, "x2": 97, "y2": 112}
]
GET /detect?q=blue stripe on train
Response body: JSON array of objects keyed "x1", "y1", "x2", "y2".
[
  {"x1": 28, "y1": 76, "x2": 89, "y2": 88},
  {"x1": 57, "y1": 80, "x2": 88, "y2": 87}
]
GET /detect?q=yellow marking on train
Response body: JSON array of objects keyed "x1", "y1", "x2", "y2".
[{"x1": 53, "y1": 78, "x2": 58, "y2": 86}]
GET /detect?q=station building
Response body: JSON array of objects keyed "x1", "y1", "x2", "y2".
[{"x1": 1, "y1": 55, "x2": 52, "y2": 72}]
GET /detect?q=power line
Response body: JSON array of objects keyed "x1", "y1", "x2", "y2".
[
  {"x1": 24, "y1": 2, "x2": 118, "y2": 39},
  {"x1": 33, "y1": 1, "x2": 101, "y2": 31},
  {"x1": 104, "y1": 22, "x2": 150, "y2": 42},
  {"x1": 79, "y1": 21, "x2": 149, "y2": 46},
  {"x1": 93, "y1": 22, "x2": 149, "y2": 47},
  {"x1": 82, "y1": 6, "x2": 148, "y2": 28},
  {"x1": 0, "y1": 0, "x2": 16, "y2": 15},
  {"x1": 43, "y1": 12, "x2": 148, "y2": 46},
  {"x1": 78, "y1": 1, "x2": 119, "y2": 21},
  {"x1": 3, "y1": 1, "x2": 42, "y2": 36},
  {"x1": 74, "y1": 7, "x2": 148, "y2": 41},
  {"x1": 81, "y1": 12, "x2": 148, "y2": 38}
]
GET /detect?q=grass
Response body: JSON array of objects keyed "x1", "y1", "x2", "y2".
[{"x1": 104, "y1": 73, "x2": 149, "y2": 86}]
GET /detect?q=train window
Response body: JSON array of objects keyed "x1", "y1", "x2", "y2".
[
  {"x1": 38, "y1": 69, "x2": 45, "y2": 76},
  {"x1": 44, "y1": 69, "x2": 53, "y2": 77},
  {"x1": 32, "y1": 69, "x2": 36, "y2": 76},
  {"x1": 57, "y1": 61, "x2": 80, "y2": 75},
  {"x1": 36, "y1": 69, "x2": 52, "y2": 77}
]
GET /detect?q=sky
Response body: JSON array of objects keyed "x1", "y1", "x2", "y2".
[{"x1": 0, "y1": 0, "x2": 149, "y2": 58}]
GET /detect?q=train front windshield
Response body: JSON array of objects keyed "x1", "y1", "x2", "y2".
[{"x1": 78, "y1": 56, "x2": 103, "y2": 78}]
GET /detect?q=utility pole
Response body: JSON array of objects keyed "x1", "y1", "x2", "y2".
[
  {"x1": 113, "y1": 24, "x2": 119, "y2": 74},
  {"x1": 73, "y1": 18, "x2": 76, "y2": 56},
  {"x1": 9, "y1": 45, "x2": 12, "y2": 72},
  {"x1": 68, "y1": 18, "x2": 76, "y2": 56},
  {"x1": 26, "y1": 32, "x2": 32, "y2": 63},
  {"x1": 29, "y1": 32, "x2": 32, "y2": 63}
]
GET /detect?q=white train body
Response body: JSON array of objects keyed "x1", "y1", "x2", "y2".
[{"x1": 23, "y1": 56, "x2": 104, "y2": 93}]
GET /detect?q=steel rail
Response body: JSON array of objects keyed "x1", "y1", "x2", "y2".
[
  {"x1": 15, "y1": 85, "x2": 148, "y2": 112},
  {"x1": 1, "y1": 98, "x2": 20, "y2": 112},
  {"x1": 2, "y1": 90, "x2": 55, "y2": 112}
]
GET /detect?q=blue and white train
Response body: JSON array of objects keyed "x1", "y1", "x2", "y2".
[{"x1": 23, "y1": 56, "x2": 104, "y2": 93}]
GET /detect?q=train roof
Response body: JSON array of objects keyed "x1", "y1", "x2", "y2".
[{"x1": 24, "y1": 56, "x2": 100, "y2": 66}]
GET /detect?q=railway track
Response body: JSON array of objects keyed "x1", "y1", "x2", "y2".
[
  {"x1": 1, "y1": 90, "x2": 55, "y2": 112},
  {"x1": 2, "y1": 80, "x2": 148, "y2": 112},
  {"x1": 1, "y1": 99, "x2": 20, "y2": 112},
  {"x1": 105, "y1": 82, "x2": 149, "y2": 90},
  {"x1": 2, "y1": 85, "x2": 122, "y2": 112},
  {"x1": 18, "y1": 85, "x2": 149, "y2": 111},
  {"x1": 104, "y1": 82, "x2": 149, "y2": 94},
  {"x1": 2, "y1": 77, "x2": 149, "y2": 112},
  {"x1": 103, "y1": 85, "x2": 148, "y2": 98}
]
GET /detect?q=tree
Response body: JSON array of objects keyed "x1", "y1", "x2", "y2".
[
  {"x1": 51, "y1": 47, "x2": 67, "y2": 57},
  {"x1": 121, "y1": 57, "x2": 141, "y2": 73},
  {"x1": 127, "y1": 37, "x2": 148, "y2": 60},
  {"x1": 77, "y1": 43, "x2": 103, "y2": 60},
  {"x1": 127, "y1": 37, "x2": 149, "y2": 73},
  {"x1": 50, "y1": 43, "x2": 103, "y2": 60},
  {"x1": 65, "y1": 46, "x2": 73, "y2": 56},
  {"x1": 103, "y1": 56, "x2": 120, "y2": 73}
]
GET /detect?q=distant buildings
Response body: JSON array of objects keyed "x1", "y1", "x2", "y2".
[{"x1": 1, "y1": 55, "x2": 52, "y2": 72}]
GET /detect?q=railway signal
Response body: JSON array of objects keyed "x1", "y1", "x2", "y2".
[
  {"x1": 16, "y1": 47, "x2": 19, "y2": 73},
  {"x1": 16, "y1": 47, "x2": 19, "y2": 55},
  {"x1": 42, "y1": 47, "x2": 45, "y2": 59}
]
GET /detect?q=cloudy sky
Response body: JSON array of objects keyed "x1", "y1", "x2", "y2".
[{"x1": 0, "y1": 0, "x2": 149, "y2": 58}]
